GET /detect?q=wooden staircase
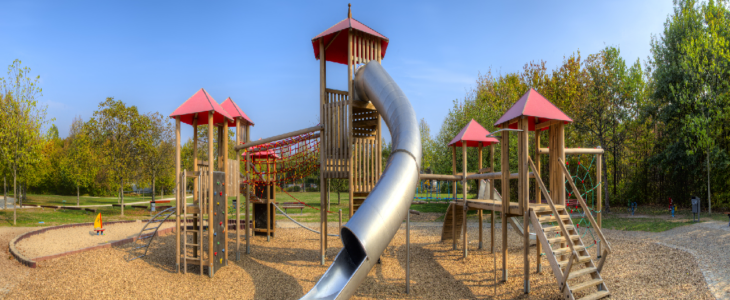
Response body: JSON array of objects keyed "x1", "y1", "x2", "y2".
[
  {"x1": 182, "y1": 169, "x2": 205, "y2": 275},
  {"x1": 530, "y1": 206, "x2": 609, "y2": 300},
  {"x1": 528, "y1": 157, "x2": 611, "y2": 300}
]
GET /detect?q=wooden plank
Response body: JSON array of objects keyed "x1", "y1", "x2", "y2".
[
  {"x1": 535, "y1": 128, "x2": 542, "y2": 273},
  {"x1": 477, "y1": 142, "x2": 483, "y2": 249},
  {"x1": 527, "y1": 157, "x2": 577, "y2": 255}
]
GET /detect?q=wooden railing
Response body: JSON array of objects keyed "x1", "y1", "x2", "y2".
[
  {"x1": 558, "y1": 158, "x2": 612, "y2": 271},
  {"x1": 352, "y1": 138, "x2": 379, "y2": 193},
  {"x1": 324, "y1": 89, "x2": 349, "y2": 178},
  {"x1": 350, "y1": 30, "x2": 382, "y2": 66},
  {"x1": 527, "y1": 157, "x2": 579, "y2": 289}
]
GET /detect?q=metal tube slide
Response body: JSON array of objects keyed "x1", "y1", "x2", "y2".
[{"x1": 301, "y1": 61, "x2": 421, "y2": 300}]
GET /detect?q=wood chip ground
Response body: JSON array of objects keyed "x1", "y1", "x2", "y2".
[{"x1": 1, "y1": 220, "x2": 716, "y2": 299}]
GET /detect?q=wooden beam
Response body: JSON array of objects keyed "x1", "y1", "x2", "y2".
[
  {"x1": 501, "y1": 128, "x2": 510, "y2": 281},
  {"x1": 325, "y1": 88, "x2": 348, "y2": 96},
  {"x1": 324, "y1": 31, "x2": 341, "y2": 51},
  {"x1": 537, "y1": 148, "x2": 605, "y2": 155},
  {"x1": 534, "y1": 119, "x2": 561, "y2": 131},
  {"x1": 207, "y1": 111, "x2": 214, "y2": 276},
  {"x1": 234, "y1": 125, "x2": 323, "y2": 151}
]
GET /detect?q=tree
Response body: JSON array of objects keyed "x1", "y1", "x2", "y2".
[
  {"x1": 0, "y1": 60, "x2": 51, "y2": 225},
  {"x1": 330, "y1": 178, "x2": 348, "y2": 205},
  {"x1": 419, "y1": 118, "x2": 437, "y2": 173},
  {"x1": 649, "y1": 0, "x2": 730, "y2": 212},
  {"x1": 63, "y1": 116, "x2": 95, "y2": 205},
  {"x1": 88, "y1": 98, "x2": 145, "y2": 216},
  {"x1": 139, "y1": 112, "x2": 174, "y2": 202}
]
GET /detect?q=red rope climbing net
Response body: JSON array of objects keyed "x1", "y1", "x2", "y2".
[{"x1": 241, "y1": 132, "x2": 333, "y2": 212}]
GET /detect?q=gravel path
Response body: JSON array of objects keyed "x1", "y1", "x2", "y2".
[
  {"x1": 606, "y1": 221, "x2": 730, "y2": 299},
  {"x1": 1, "y1": 220, "x2": 716, "y2": 299},
  {"x1": 1, "y1": 227, "x2": 34, "y2": 298},
  {"x1": 14, "y1": 221, "x2": 174, "y2": 259}
]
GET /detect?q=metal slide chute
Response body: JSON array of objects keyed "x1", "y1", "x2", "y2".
[{"x1": 301, "y1": 62, "x2": 422, "y2": 300}]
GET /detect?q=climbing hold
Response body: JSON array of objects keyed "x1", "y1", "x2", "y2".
[
  {"x1": 217, "y1": 202, "x2": 220, "y2": 205},
  {"x1": 222, "y1": 182, "x2": 225, "y2": 186},
  {"x1": 219, "y1": 221, "x2": 223, "y2": 226},
  {"x1": 214, "y1": 232, "x2": 217, "y2": 236},
  {"x1": 222, "y1": 248, "x2": 225, "y2": 252},
  {"x1": 217, "y1": 241, "x2": 220, "y2": 245},
  {"x1": 220, "y1": 258, "x2": 223, "y2": 264},
  {"x1": 219, "y1": 192, "x2": 223, "y2": 196},
  {"x1": 214, "y1": 212, "x2": 217, "y2": 216},
  {"x1": 214, "y1": 251, "x2": 217, "y2": 256}
]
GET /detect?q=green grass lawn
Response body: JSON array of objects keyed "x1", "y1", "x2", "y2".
[{"x1": 18, "y1": 193, "x2": 174, "y2": 206}]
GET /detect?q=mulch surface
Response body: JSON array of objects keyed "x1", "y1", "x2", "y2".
[{"x1": 1, "y1": 222, "x2": 714, "y2": 299}]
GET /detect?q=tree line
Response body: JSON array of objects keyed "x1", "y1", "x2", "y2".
[{"x1": 416, "y1": 0, "x2": 730, "y2": 211}]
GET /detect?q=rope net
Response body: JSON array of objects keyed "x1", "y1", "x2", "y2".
[{"x1": 240, "y1": 132, "x2": 335, "y2": 214}]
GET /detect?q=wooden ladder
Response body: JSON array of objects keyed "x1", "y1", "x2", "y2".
[
  {"x1": 182, "y1": 169, "x2": 205, "y2": 275},
  {"x1": 528, "y1": 157, "x2": 611, "y2": 300}
]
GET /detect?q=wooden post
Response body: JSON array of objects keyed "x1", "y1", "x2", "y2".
[
  {"x1": 266, "y1": 155, "x2": 271, "y2": 241},
  {"x1": 192, "y1": 116, "x2": 199, "y2": 258},
  {"x1": 452, "y1": 146, "x2": 457, "y2": 250},
  {"x1": 478, "y1": 142, "x2": 483, "y2": 250},
  {"x1": 519, "y1": 117, "x2": 530, "y2": 293},
  {"x1": 223, "y1": 122, "x2": 229, "y2": 266},
  {"x1": 245, "y1": 151, "x2": 251, "y2": 254},
  {"x1": 501, "y1": 128, "x2": 509, "y2": 281},
  {"x1": 462, "y1": 142, "x2": 468, "y2": 258},
  {"x1": 348, "y1": 29, "x2": 354, "y2": 219},
  {"x1": 236, "y1": 118, "x2": 241, "y2": 261},
  {"x1": 175, "y1": 116, "x2": 181, "y2": 273},
  {"x1": 490, "y1": 143, "x2": 495, "y2": 254},
  {"x1": 557, "y1": 124, "x2": 565, "y2": 206},
  {"x1": 528, "y1": 129, "x2": 542, "y2": 273},
  {"x1": 597, "y1": 153, "x2": 602, "y2": 228},
  {"x1": 207, "y1": 111, "x2": 214, "y2": 277},
  {"x1": 319, "y1": 37, "x2": 327, "y2": 264}
]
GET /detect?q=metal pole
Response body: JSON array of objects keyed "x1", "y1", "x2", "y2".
[{"x1": 406, "y1": 209, "x2": 410, "y2": 294}]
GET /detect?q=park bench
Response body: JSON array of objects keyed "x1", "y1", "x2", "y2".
[{"x1": 281, "y1": 202, "x2": 305, "y2": 214}]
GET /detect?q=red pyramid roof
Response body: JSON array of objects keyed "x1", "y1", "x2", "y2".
[
  {"x1": 494, "y1": 89, "x2": 572, "y2": 131},
  {"x1": 221, "y1": 97, "x2": 255, "y2": 127},
  {"x1": 169, "y1": 88, "x2": 233, "y2": 126},
  {"x1": 448, "y1": 119, "x2": 500, "y2": 148},
  {"x1": 311, "y1": 17, "x2": 389, "y2": 65}
]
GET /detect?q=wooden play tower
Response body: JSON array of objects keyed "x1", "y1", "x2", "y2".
[
  {"x1": 431, "y1": 89, "x2": 612, "y2": 300},
  {"x1": 170, "y1": 89, "x2": 253, "y2": 277},
  {"x1": 312, "y1": 4, "x2": 387, "y2": 262}
]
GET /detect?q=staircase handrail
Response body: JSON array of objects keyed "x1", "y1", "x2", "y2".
[
  {"x1": 557, "y1": 158, "x2": 612, "y2": 254},
  {"x1": 527, "y1": 157, "x2": 579, "y2": 285}
]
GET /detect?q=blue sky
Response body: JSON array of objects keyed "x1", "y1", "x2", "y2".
[{"x1": 1, "y1": 0, "x2": 674, "y2": 143}]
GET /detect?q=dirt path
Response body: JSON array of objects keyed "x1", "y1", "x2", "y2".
[{"x1": 1, "y1": 221, "x2": 715, "y2": 299}]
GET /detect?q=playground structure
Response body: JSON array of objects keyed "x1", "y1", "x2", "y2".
[
  {"x1": 169, "y1": 90, "x2": 253, "y2": 276},
  {"x1": 420, "y1": 90, "x2": 611, "y2": 299},
  {"x1": 159, "y1": 5, "x2": 612, "y2": 299}
]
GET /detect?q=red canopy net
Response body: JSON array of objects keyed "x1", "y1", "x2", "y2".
[{"x1": 241, "y1": 131, "x2": 331, "y2": 212}]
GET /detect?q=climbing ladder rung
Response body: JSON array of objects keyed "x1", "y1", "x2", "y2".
[
  {"x1": 570, "y1": 278, "x2": 604, "y2": 294},
  {"x1": 542, "y1": 225, "x2": 574, "y2": 233},
  {"x1": 132, "y1": 245, "x2": 148, "y2": 250},
  {"x1": 142, "y1": 227, "x2": 157, "y2": 231},
  {"x1": 553, "y1": 245, "x2": 586, "y2": 256},
  {"x1": 567, "y1": 267, "x2": 598, "y2": 279},
  {"x1": 547, "y1": 234, "x2": 581, "y2": 244},
  {"x1": 577, "y1": 290, "x2": 610, "y2": 300},
  {"x1": 139, "y1": 235, "x2": 154, "y2": 240},
  {"x1": 185, "y1": 243, "x2": 200, "y2": 247},
  {"x1": 538, "y1": 214, "x2": 571, "y2": 223},
  {"x1": 558, "y1": 255, "x2": 591, "y2": 268}
]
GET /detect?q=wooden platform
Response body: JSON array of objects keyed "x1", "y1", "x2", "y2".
[{"x1": 453, "y1": 199, "x2": 565, "y2": 217}]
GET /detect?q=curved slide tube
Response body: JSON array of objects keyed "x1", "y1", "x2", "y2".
[{"x1": 301, "y1": 62, "x2": 422, "y2": 300}]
